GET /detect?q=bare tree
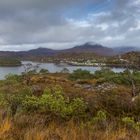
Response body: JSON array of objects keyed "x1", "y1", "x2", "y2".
[
  {"x1": 22, "y1": 63, "x2": 40, "y2": 85},
  {"x1": 124, "y1": 60, "x2": 138, "y2": 97}
]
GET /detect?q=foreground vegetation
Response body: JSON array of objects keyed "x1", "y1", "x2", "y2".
[{"x1": 0, "y1": 68, "x2": 140, "y2": 140}]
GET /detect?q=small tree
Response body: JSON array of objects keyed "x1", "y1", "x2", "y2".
[
  {"x1": 39, "y1": 69, "x2": 49, "y2": 74},
  {"x1": 22, "y1": 63, "x2": 40, "y2": 85},
  {"x1": 124, "y1": 59, "x2": 137, "y2": 97},
  {"x1": 23, "y1": 63, "x2": 40, "y2": 74}
]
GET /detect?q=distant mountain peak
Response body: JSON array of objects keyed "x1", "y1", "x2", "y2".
[
  {"x1": 84, "y1": 41, "x2": 97, "y2": 46},
  {"x1": 1, "y1": 42, "x2": 139, "y2": 58},
  {"x1": 64, "y1": 42, "x2": 114, "y2": 56}
]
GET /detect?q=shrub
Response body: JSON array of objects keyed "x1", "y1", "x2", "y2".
[
  {"x1": 69, "y1": 69, "x2": 93, "y2": 80},
  {"x1": 96, "y1": 90, "x2": 132, "y2": 116},
  {"x1": 39, "y1": 69, "x2": 49, "y2": 74},
  {"x1": 5, "y1": 74, "x2": 22, "y2": 84},
  {"x1": 132, "y1": 96, "x2": 140, "y2": 116},
  {"x1": 6, "y1": 94, "x2": 24, "y2": 115},
  {"x1": 40, "y1": 87, "x2": 66, "y2": 116},
  {"x1": 91, "y1": 110, "x2": 107, "y2": 130},
  {"x1": 20, "y1": 86, "x2": 87, "y2": 119},
  {"x1": 61, "y1": 68, "x2": 69, "y2": 73},
  {"x1": 69, "y1": 98, "x2": 87, "y2": 118},
  {"x1": 22, "y1": 96, "x2": 40, "y2": 112},
  {"x1": 4, "y1": 86, "x2": 33, "y2": 115},
  {"x1": 92, "y1": 110, "x2": 107, "y2": 122},
  {"x1": 27, "y1": 70, "x2": 37, "y2": 75},
  {"x1": 94, "y1": 68, "x2": 140, "y2": 85},
  {"x1": 94, "y1": 67, "x2": 115, "y2": 79},
  {"x1": 40, "y1": 86, "x2": 87, "y2": 119},
  {"x1": 122, "y1": 117, "x2": 140, "y2": 132}
]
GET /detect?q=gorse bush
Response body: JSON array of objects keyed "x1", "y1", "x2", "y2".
[
  {"x1": 40, "y1": 90, "x2": 87, "y2": 118},
  {"x1": 69, "y1": 98, "x2": 87, "y2": 117},
  {"x1": 4, "y1": 85, "x2": 87, "y2": 119},
  {"x1": 22, "y1": 96, "x2": 40, "y2": 112},
  {"x1": 23, "y1": 86, "x2": 87, "y2": 119},
  {"x1": 39, "y1": 86, "x2": 67, "y2": 116}
]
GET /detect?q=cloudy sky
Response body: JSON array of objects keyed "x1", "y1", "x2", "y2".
[{"x1": 0, "y1": 0, "x2": 140, "y2": 51}]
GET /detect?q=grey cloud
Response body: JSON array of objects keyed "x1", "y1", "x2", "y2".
[
  {"x1": 0, "y1": 0, "x2": 139, "y2": 50},
  {"x1": 0, "y1": 0, "x2": 106, "y2": 45}
]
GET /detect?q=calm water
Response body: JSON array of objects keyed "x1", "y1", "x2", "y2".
[{"x1": 0, "y1": 61, "x2": 125, "y2": 80}]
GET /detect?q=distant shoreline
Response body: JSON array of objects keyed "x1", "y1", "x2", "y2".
[
  {"x1": 21, "y1": 60, "x2": 140, "y2": 69},
  {"x1": 63, "y1": 62, "x2": 140, "y2": 69},
  {"x1": 0, "y1": 58, "x2": 22, "y2": 67},
  {"x1": 0, "y1": 64, "x2": 22, "y2": 67}
]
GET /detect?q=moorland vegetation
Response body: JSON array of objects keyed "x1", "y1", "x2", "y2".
[{"x1": 0, "y1": 67, "x2": 140, "y2": 140}]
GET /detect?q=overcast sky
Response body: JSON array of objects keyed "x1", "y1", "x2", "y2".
[{"x1": 0, "y1": 0, "x2": 140, "y2": 51}]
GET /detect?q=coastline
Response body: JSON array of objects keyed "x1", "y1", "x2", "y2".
[{"x1": 66, "y1": 62, "x2": 140, "y2": 69}]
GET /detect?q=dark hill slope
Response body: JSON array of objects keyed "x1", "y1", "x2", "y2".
[{"x1": 62, "y1": 43, "x2": 114, "y2": 56}]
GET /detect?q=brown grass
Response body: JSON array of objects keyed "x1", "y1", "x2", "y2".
[
  {"x1": 0, "y1": 73, "x2": 139, "y2": 140},
  {"x1": 0, "y1": 113, "x2": 139, "y2": 140}
]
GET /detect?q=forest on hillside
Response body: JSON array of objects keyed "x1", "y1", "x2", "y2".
[{"x1": 0, "y1": 58, "x2": 21, "y2": 67}]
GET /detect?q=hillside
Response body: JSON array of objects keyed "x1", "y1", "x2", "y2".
[
  {"x1": 120, "y1": 51, "x2": 140, "y2": 68},
  {"x1": 25, "y1": 47, "x2": 57, "y2": 56},
  {"x1": 61, "y1": 42, "x2": 114, "y2": 56},
  {"x1": 0, "y1": 43, "x2": 139, "y2": 59},
  {"x1": 114, "y1": 47, "x2": 140, "y2": 54}
]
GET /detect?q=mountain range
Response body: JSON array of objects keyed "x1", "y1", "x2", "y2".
[
  {"x1": 0, "y1": 42, "x2": 139, "y2": 58},
  {"x1": 113, "y1": 46, "x2": 140, "y2": 54}
]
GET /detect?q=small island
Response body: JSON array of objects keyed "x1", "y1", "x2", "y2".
[{"x1": 0, "y1": 58, "x2": 22, "y2": 67}]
